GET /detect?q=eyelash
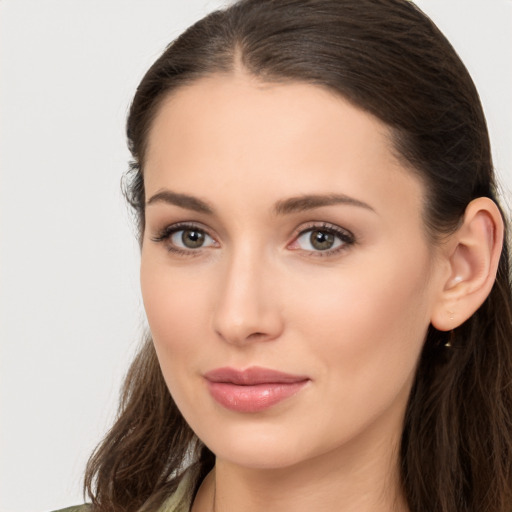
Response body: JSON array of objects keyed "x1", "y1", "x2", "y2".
[
  {"x1": 293, "y1": 222, "x2": 355, "y2": 257},
  {"x1": 151, "y1": 222, "x2": 216, "y2": 257},
  {"x1": 150, "y1": 221, "x2": 355, "y2": 257}
]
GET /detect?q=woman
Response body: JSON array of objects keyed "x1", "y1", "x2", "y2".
[{"x1": 61, "y1": 0, "x2": 512, "y2": 511}]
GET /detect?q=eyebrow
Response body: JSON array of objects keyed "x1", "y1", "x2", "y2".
[
  {"x1": 146, "y1": 190, "x2": 214, "y2": 214},
  {"x1": 146, "y1": 190, "x2": 375, "y2": 216},
  {"x1": 273, "y1": 194, "x2": 375, "y2": 215}
]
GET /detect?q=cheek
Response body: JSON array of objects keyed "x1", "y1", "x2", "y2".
[
  {"x1": 140, "y1": 258, "x2": 214, "y2": 418},
  {"x1": 140, "y1": 257, "x2": 210, "y2": 362},
  {"x1": 286, "y1": 247, "x2": 432, "y2": 406}
]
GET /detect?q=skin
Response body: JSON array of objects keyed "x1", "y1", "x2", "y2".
[{"x1": 140, "y1": 73, "x2": 451, "y2": 512}]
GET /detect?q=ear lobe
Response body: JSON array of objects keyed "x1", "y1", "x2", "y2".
[{"x1": 431, "y1": 197, "x2": 504, "y2": 332}]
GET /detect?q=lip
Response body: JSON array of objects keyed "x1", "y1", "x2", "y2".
[{"x1": 204, "y1": 366, "x2": 310, "y2": 413}]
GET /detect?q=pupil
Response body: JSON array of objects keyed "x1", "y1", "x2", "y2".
[
  {"x1": 311, "y1": 230, "x2": 334, "y2": 250},
  {"x1": 182, "y1": 230, "x2": 204, "y2": 248}
]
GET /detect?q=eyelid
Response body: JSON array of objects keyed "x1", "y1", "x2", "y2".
[
  {"x1": 288, "y1": 222, "x2": 355, "y2": 256},
  {"x1": 150, "y1": 221, "x2": 219, "y2": 255},
  {"x1": 150, "y1": 220, "x2": 355, "y2": 257}
]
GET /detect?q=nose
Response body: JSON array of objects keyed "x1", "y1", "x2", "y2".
[{"x1": 212, "y1": 249, "x2": 284, "y2": 346}]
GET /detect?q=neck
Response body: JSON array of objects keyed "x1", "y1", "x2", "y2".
[{"x1": 192, "y1": 424, "x2": 409, "y2": 512}]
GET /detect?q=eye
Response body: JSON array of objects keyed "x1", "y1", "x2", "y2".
[
  {"x1": 151, "y1": 223, "x2": 218, "y2": 254},
  {"x1": 290, "y1": 224, "x2": 354, "y2": 254},
  {"x1": 170, "y1": 228, "x2": 215, "y2": 249},
  {"x1": 296, "y1": 229, "x2": 342, "y2": 251}
]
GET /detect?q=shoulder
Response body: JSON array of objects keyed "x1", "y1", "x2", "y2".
[
  {"x1": 49, "y1": 467, "x2": 199, "y2": 512},
  {"x1": 159, "y1": 467, "x2": 199, "y2": 512}
]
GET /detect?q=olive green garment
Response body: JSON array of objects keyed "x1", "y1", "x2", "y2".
[
  {"x1": 50, "y1": 507, "x2": 91, "y2": 512},
  {"x1": 51, "y1": 468, "x2": 197, "y2": 512}
]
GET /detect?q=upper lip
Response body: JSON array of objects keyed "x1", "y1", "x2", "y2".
[{"x1": 204, "y1": 366, "x2": 309, "y2": 385}]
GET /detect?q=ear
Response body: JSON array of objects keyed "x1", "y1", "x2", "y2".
[{"x1": 430, "y1": 197, "x2": 504, "y2": 331}]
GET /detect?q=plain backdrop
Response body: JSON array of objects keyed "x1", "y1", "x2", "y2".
[{"x1": 0, "y1": 1, "x2": 510, "y2": 511}]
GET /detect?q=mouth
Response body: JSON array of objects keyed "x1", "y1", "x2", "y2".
[{"x1": 203, "y1": 366, "x2": 310, "y2": 413}]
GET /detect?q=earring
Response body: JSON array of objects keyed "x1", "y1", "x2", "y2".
[{"x1": 445, "y1": 329, "x2": 455, "y2": 348}]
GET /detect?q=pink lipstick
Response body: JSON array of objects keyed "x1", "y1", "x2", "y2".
[{"x1": 204, "y1": 366, "x2": 309, "y2": 413}]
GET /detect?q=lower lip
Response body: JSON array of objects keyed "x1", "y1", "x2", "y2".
[{"x1": 206, "y1": 380, "x2": 309, "y2": 413}]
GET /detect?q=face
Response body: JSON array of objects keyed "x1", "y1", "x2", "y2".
[{"x1": 140, "y1": 74, "x2": 444, "y2": 471}]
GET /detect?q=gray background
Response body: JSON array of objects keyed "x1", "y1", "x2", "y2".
[{"x1": 1, "y1": 1, "x2": 510, "y2": 511}]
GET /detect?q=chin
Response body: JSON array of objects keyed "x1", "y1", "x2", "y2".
[
  {"x1": 196, "y1": 420, "x2": 322, "y2": 470},
  {"x1": 213, "y1": 444, "x2": 308, "y2": 470}
]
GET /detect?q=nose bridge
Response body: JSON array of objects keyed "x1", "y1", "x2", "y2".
[{"x1": 212, "y1": 241, "x2": 282, "y2": 345}]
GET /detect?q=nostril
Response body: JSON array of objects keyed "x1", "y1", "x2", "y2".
[
  {"x1": 247, "y1": 332, "x2": 267, "y2": 340},
  {"x1": 214, "y1": 329, "x2": 271, "y2": 344}
]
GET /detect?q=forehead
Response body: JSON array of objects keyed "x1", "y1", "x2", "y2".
[
  {"x1": 144, "y1": 73, "x2": 425, "y2": 225},
  {"x1": 146, "y1": 73, "x2": 395, "y2": 166}
]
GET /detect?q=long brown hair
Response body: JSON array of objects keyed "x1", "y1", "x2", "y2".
[{"x1": 85, "y1": 1, "x2": 512, "y2": 511}]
